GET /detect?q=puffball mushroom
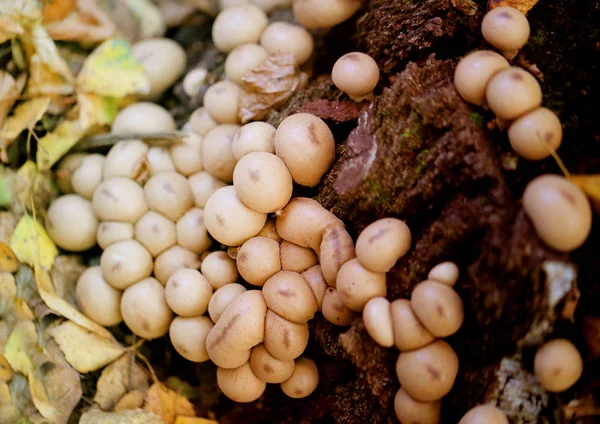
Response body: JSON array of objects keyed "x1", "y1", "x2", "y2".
[
  {"x1": 76, "y1": 266, "x2": 122, "y2": 327},
  {"x1": 153, "y1": 245, "x2": 201, "y2": 285},
  {"x1": 280, "y1": 357, "x2": 319, "y2": 399},
  {"x1": 250, "y1": 344, "x2": 295, "y2": 383},
  {"x1": 190, "y1": 107, "x2": 218, "y2": 136},
  {"x1": 204, "y1": 186, "x2": 267, "y2": 246},
  {"x1": 485, "y1": 67, "x2": 542, "y2": 120},
  {"x1": 274, "y1": 113, "x2": 336, "y2": 187},
  {"x1": 45, "y1": 194, "x2": 98, "y2": 252},
  {"x1": 188, "y1": 171, "x2": 227, "y2": 208},
  {"x1": 217, "y1": 362, "x2": 266, "y2": 403},
  {"x1": 111, "y1": 102, "x2": 176, "y2": 134},
  {"x1": 225, "y1": 44, "x2": 269, "y2": 84},
  {"x1": 208, "y1": 283, "x2": 247, "y2": 322},
  {"x1": 232, "y1": 121, "x2": 276, "y2": 160},
  {"x1": 212, "y1": 4, "x2": 268, "y2": 53},
  {"x1": 264, "y1": 309, "x2": 309, "y2": 360},
  {"x1": 165, "y1": 268, "x2": 213, "y2": 316},
  {"x1": 92, "y1": 177, "x2": 148, "y2": 223},
  {"x1": 257, "y1": 217, "x2": 282, "y2": 243},
  {"x1": 169, "y1": 316, "x2": 214, "y2": 362},
  {"x1": 147, "y1": 147, "x2": 176, "y2": 175},
  {"x1": 134, "y1": 211, "x2": 177, "y2": 257},
  {"x1": 394, "y1": 388, "x2": 441, "y2": 424},
  {"x1": 319, "y1": 224, "x2": 355, "y2": 286},
  {"x1": 481, "y1": 6, "x2": 530, "y2": 55},
  {"x1": 508, "y1": 107, "x2": 563, "y2": 161},
  {"x1": 233, "y1": 152, "x2": 293, "y2": 213},
  {"x1": 97, "y1": 222, "x2": 134, "y2": 250},
  {"x1": 322, "y1": 287, "x2": 357, "y2": 326},
  {"x1": 428, "y1": 261, "x2": 459, "y2": 286},
  {"x1": 362, "y1": 297, "x2": 394, "y2": 347},
  {"x1": 523, "y1": 174, "x2": 592, "y2": 252},
  {"x1": 182, "y1": 68, "x2": 208, "y2": 97},
  {"x1": 453, "y1": 50, "x2": 510, "y2": 106},
  {"x1": 55, "y1": 153, "x2": 86, "y2": 193},
  {"x1": 293, "y1": 0, "x2": 360, "y2": 28},
  {"x1": 355, "y1": 218, "x2": 411, "y2": 273},
  {"x1": 71, "y1": 154, "x2": 105, "y2": 200},
  {"x1": 202, "y1": 124, "x2": 241, "y2": 182},
  {"x1": 336, "y1": 258, "x2": 387, "y2": 311},
  {"x1": 260, "y1": 22, "x2": 314, "y2": 66},
  {"x1": 203, "y1": 81, "x2": 242, "y2": 124},
  {"x1": 411, "y1": 280, "x2": 464, "y2": 338},
  {"x1": 176, "y1": 208, "x2": 212, "y2": 254},
  {"x1": 236, "y1": 236, "x2": 281, "y2": 286},
  {"x1": 279, "y1": 241, "x2": 318, "y2": 273},
  {"x1": 301, "y1": 265, "x2": 327, "y2": 310},
  {"x1": 534, "y1": 338, "x2": 583, "y2": 392},
  {"x1": 120, "y1": 277, "x2": 174, "y2": 339},
  {"x1": 103, "y1": 140, "x2": 149, "y2": 182},
  {"x1": 390, "y1": 299, "x2": 435, "y2": 351},
  {"x1": 170, "y1": 132, "x2": 204, "y2": 176},
  {"x1": 332, "y1": 52, "x2": 379, "y2": 101},
  {"x1": 396, "y1": 340, "x2": 459, "y2": 402},
  {"x1": 131, "y1": 38, "x2": 186, "y2": 100},
  {"x1": 458, "y1": 404, "x2": 509, "y2": 424},
  {"x1": 263, "y1": 271, "x2": 318, "y2": 323},
  {"x1": 201, "y1": 251, "x2": 239, "y2": 289},
  {"x1": 100, "y1": 239, "x2": 154, "y2": 290},
  {"x1": 144, "y1": 171, "x2": 194, "y2": 221}
]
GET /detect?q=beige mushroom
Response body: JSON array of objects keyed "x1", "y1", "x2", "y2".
[
  {"x1": 188, "y1": 171, "x2": 228, "y2": 208},
  {"x1": 189, "y1": 107, "x2": 218, "y2": 136},
  {"x1": 264, "y1": 309, "x2": 309, "y2": 361},
  {"x1": 217, "y1": 362, "x2": 266, "y2": 402},
  {"x1": 260, "y1": 22, "x2": 314, "y2": 66},
  {"x1": 322, "y1": 287, "x2": 357, "y2": 326},
  {"x1": 97, "y1": 222, "x2": 134, "y2": 250},
  {"x1": 76, "y1": 266, "x2": 122, "y2": 327},
  {"x1": 293, "y1": 0, "x2": 360, "y2": 29},
  {"x1": 534, "y1": 338, "x2": 583, "y2": 393},
  {"x1": 280, "y1": 357, "x2": 319, "y2": 398},
  {"x1": 362, "y1": 297, "x2": 394, "y2": 347},
  {"x1": 411, "y1": 280, "x2": 464, "y2": 338},
  {"x1": 508, "y1": 107, "x2": 563, "y2": 161},
  {"x1": 144, "y1": 171, "x2": 194, "y2": 221},
  {"x1": 103, "y1": 140, "x2": 149, "y2": 182},
  {"x1": 355, "y1": 218, "x2": 411, "y2": 273},
  {"x1": 390, "y1": 299, "x2": 435, "y2": 351},
  {"x1": 55, "y1": 153, "x2": 86, "y2": 194},
  {"x1": 175, "y1": 208, "x2": 212, "y2": 254},
  {"x1": 232, "y1": 121, "x2": 276, "y2": 160},
  {"x1": 336, "y1": 258, "x2": 387, "y2": 311},
  {"x1": 46, "y1": 194, "x2": 98, "y2": 252},
  {"x1": 202, "y1": 124, "x2": 241, "y2": 182},
  {"x1": 100, "y1": 239, "x2": 154, "y2": 290},
  {"x1": 203, "y1": 81, "x2": 242, "y2": 124},
  {"x1": 201, "y1": 250, "x2": 239, "y2": 289},
  {"x1": 153, "y1": 245, "x2": 201, "y2": 285},
  {"x1": 250, "y1": 344, "x2": 295, "y2": 383},
  {"x1": 169, "y1": 316, "x2": 214, "y2": 362},
  {"x1": 165, "y1": 268, "x2": 213, "y2": 316},
  {"x1": 111, "y1": 102, "x2": 176, "y2": 134},
  {"x1": 257, "y1": 217, "x2": 282, "y2": 243},
  {"x1": 301, "y1": 265, "x2": 327, "y2": 310},
  {"x1": 208, "y1": 283, "x2": 247, "y2": 322},
  {"x1": 332, "y1": 52, "x2": 379, "y2": 101},
  {"x1": 147, "y1": 146, "x2": 176, "y2": 175},
  {"x1": 263, "y1": 271, "x2": 318, "y2": 323},
  {"x1": 134, "y1": 211, "x2": 177, "y2": 257},
  {"x1": 453, "y1": 50, "x2": 510, "y2": 106},
  {"x1": 225, "y1": 44, "x2": 269, "y2": 84},
  {"x1": 458, "y1": 404, "x2": 509, "y2": 424},
  {"x1": 428, "y1": 261, "x2": 459, "y2": 286},
  {"x1": 182, "y1": 68, "x2": 208, "y2": 97},
  {"x1": 394, "y1": 388, "x2": 441, "y2": 424},
  {"x1": 236, "y1": 236, "x2": 281, "y2": 286},
  {"x1": 92, "y1": 177, "x2": 148, "y2": 223},
  {"x1": 319, "y1": 224, "x2": 355, "y2": 286},
  {"x1": 212, "y1": 4, "x2": 268, "y2": 52},
  {"x1": 280, "y1": 241, "x2": 318, "y2": 273},
  {"x1": 485, "y1": 67, "x2": 542, "y2": 120},
  {"x1": 481, "y1": 6, "x2": 530, "y2": 55},
  {"x1": 72, "y1": 153, "x2": 105, "y2": 199},
  {"x1": 170, "y1": 132, "x2": 204, "y2": 176}
]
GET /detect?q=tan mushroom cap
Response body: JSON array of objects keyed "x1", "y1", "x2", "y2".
[
  {"x1": 390, "y1": 299, "x2": 435, "y2": 351},
  {"x1": 508, "y1": 107, "x2": 563, "y2": 161},
  {"x1": 263, "y1": 271, "x2": 318, "y2": 323},
  {"x1": 103, "y1": 140, "x2": 148, "y2": 182},
  {"x1": 453, "y1": 50, "x2": 510, "y2": 106},
  {"x1": 293, "y1": 0, "x2": 360, "y2": 28},
  {"x1": 281, "y1": 357, "x2": 319, "y2": 399},
  {"x1": 394, "y1": 388, "x2": 441, "y2": 424},
  {"x1": 236, "y1": 237, "x2": 281, "y2": 286},
  {"x1": 322, "y1": 287, "x2": 357, "y2": 326},
  {"x1": 100, "y1": 239, "x2": 153, "y2": 290},
  {"x1": 260, "y1": 22, "x2": 314, "y2": 66},
  {"x1": 134, "y1": 211, "x2": 177, "y2": 257},
  {"x1": 147, "y1": 146, "x2": 176, "y2": 175},
  {"x1": 203, "y1": 81, "x2": 242, "y2": 124},
  {"x1": 92, "y1": 177, "x2": 148, "y2": 223},
  {"x1": 250, "y1": 344, "x2": 295, "y2": 383},
  {"x1": 225, "y1": 44, "x2": 269, "y2": 84},
  {"x1": 189, "y1": 107, "x2": 218, "y2": 136},
  {"x1": 355, "y1": 218, "x2": 411, "y2": 273},
  {"x1": 319, "y1": 224, "x2": 355, "y2": 287},
  {"x1": 188, "y1": 171, "x2": 228, "y2": 209},
  {"x1": 332, "y1": 52, "x2": 379, "y2": 99},
  {"x1": 280, "y1": 242, "x2": 318, "y2": 273},
  {"x1": 169, "y1": 316, "x2": 214, "y2": 362},
  {"x1": 72, "y1": 153, "x2": 105, "y2": 199},
  {"x1": 182, "y1": 68, "x2": 208, "y2": 97},
  {"x1": 362, "y1": 297, "x2": 394, "y2": 347},
  {"x1": 458, "y1": 404, "x2": 509, "y2": 424},
  {"x1": 153, "y1": 245, "x2": 201, "y2": 285},
  {"x1": 212, "y1": 4, "x2": 268, "y2": 53},
  {"x1": 201, "y1": 251, "x2": 239, "y2": 289},
  {"x1": 111, "y1": 102, "x2": 176, "y2": 134},
  {"x1": 120, "y1": 277, "x2": 174, "y2": 339},
  {"x1": 257, "y1": 217, "x2": 282, "y2": 243},
  {"x1": 55, "y1": 153, "x2": 86, "y2": 193},
  {"x1": 176, "y1": 208, "x2": 212, "y2": 254},
  {"x1": 46, "y1": 194, "x2": 98, "y2": 252},
  {"x1": 336, "y1": 258, "x2": 387, "y2": 311},
  {"x1": 301, "y1": 265, "x2": 327, "y2": 310},
  {"x1": 217, "y1": 362, "x2": 266, "y2": 402},
  {"x1": 481, "y1": 6, "x2": 530, "y2": 53},
  {"x1": 97, "y1": 221, "x2": 134, "y2": 250},
  {"x1": 274, "y1": 113, "x2": 336, "y2": 187},
  {"x1": 534, "y1": 338, "x2": 583, "y2": 393},
  {"x1": 208, "y1": 283, "x2": 247, "y2": 323},
  {"x1": 232, "y1": 121, "x2": 276, "y2": 160},
  {"x1": 76, "y1": 266, "x2": 122, "y2": 327},
  {"x1": 264, "y1": 310, "x2": 309, "y2": 361},
  {"x1": 144, "y1": 171, "x2": 194, "y2": 221},
  {"x1": 396, "y1": 340, "x2": 459, "y2": 402},
  {"x1": 202, "y1": 124, "x2": 241, "y2": 183},
  {"x1": 411, "y1": 280, "x2": 464, "y2": 338},
  {"x1": 170, "y1": 132, "x2": 204, "y2": 176},
  {"x1": 485, "y1": 67, "x2": 542, "y2": 120},
  {"x1": 523, "y1": 174, "x2": 592, "y2": 252},
  {"x1": 165, "y1": 268, "x2": 213, "y2": 316},
  {"x1": 428, "y1": 261, "x2": 459, "y2": 286}
]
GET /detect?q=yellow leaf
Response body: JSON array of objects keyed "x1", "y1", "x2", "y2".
[
  {"x1": 0, "y1": 72, "x2": 27, "y2": 132},
  {"x1": 488, "y1": 0, "x2": 540, "y2": 15},
  {"x1": 4, "y1": 321, "x2": 37, "y2": 375},
  {"x1": 94, "y1": 353, "x2": 149, "y2": 411},
  {"x1": 77, "y1": 38, "x2": 150, "y2": 98},
  {"x1": 78, "y1": 92, "x2": 118, "y2": 131},
  {"x1": 36, "y1": 119, "x2": 85, "y2": 171},
  {"x1": 0, "y1": 242, "x2": 19, "y2": 273},
  {"x1": 0, "y1": 353, "x2": 13, "y2": 382},
  {"x1": 42, "y1": 0, "x2": 76, "y2": 22},
  {"x1": 144, "y1": 383, "x2": 195, "y2": 424},
  {"x1": 80, "y1": 407, "x2": 165, "y2": 424},
  {"x1": 569, "y1": 174, "x2": 600, "y2": 202},
  {"x1": 123, "y1": 0, "x2": 166, "y2": 38},
  {"x1": 47, "y1": 320, "x2": 125, "y2": 373},
  {"x1": 0, "y1": 97, "x2": 50, "y2": 141},
  {"x1": 115, "y1": 389, "x2": 147, "y2": 412},
  {"x1": 10, "y1": 214, "x2": 58, "y2": 270},
  {"x1": 28, "y1": 370, "x2": 62, "y2": 423},
  {"x1": 0, "y1": 16, "x2": 24, "y2": 44},
  {"x1": 175, "y1": 418, "x2": 219, "y2": 424},
  {"x1": 0, "y1": 0, "x2": 42, "y2": 25}
]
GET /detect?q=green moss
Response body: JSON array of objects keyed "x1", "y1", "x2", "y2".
[
  {"x1": 468, "y1": 112, "x2": 485, "y2": 128},
  {"x1": 529, "y1": 29, "x2": 547, "y2": 46},
  {"x1": 364, "y1": 178, "x2": 392, "y2": 207}
]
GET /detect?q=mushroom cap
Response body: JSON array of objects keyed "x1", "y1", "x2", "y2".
[
  {"x1": 72, "y1": 153, "x2": 105, "y2": 200},
  {"x1": 523, "y1": 174, "x2": 592, "y2": 252},
  {"x1": 76, "y1": 266, "x2": 122, "y2": 327},
  {"x1": 202, "y1": 124, "x2": 241, "y2": 182},
  {"x1": 55, "y1": 153, "x2": 86, "y2": 194},
  {"x1": 169, "y1": 316, "x2": 214, "y2": 362},
  {"x1": 508, "y1": 107, "x2": 563, "y2": 161},
  {"x1": 46, "y1": 194, "x2": 98, "y2": 252},
  {"x1": 390, "y1": 299, "x2": 435, "y2": 351},
  {"x1": 411, "y1": 280, "x2": 464, "y2": 338},
  {"x1": 274, "y1": 113, "x2": 336, "y2": 187},
  {"x1": 332, "y1": 52, "x2": 379, "y2": 98},
  {"x1": 208, "y1": 283, "x2": 247, "y2": 322},
  {"x1": 280, "y1": 357, "x2": 319, "y2": 399},
  {"x1": 394, "y1": 388, "x2": 441, "y2": 424},
  {"x1": 190, "y1": 107, "x2": 218, "y2": 136},
  {"x1": 203, "y1": 81, "x2": 242, "y2": 124},
  {"x1": 182, "y1": 68, "x2": 208, "y2": 97},
  {"x1": 170, "y1": 132, "x2": 204, "y2": 176},
  {"x1": 355, "y1": 218, "x2": 411, "y2": 273},
  {"x1": 165, "y1": 268, "x2": 213, "y2": 316},
  {"x1": 153, "y1": 245, "x2": 201, "y2": 285},
  {"x1": 396, "y1": 340, "x2": 459, "y2": 402},
  {"x1": 301, "y1": 265, "x2": 327, "y2": 310},
  {"x1": 144, "y1": 171, "x2": 194, "y2": 221},
  {"x1": 134, "y1": 211, "x2": 177, "y2": 257},
  {"x1": 362, "y1": 297, "x2": 394, "y2": 347},
  {"x1": 481, "y1": 6, "x2": 530, "y2": 53},
  {"x1": 458, "y1": 404, "x2": 509, "y2": 424},
  {"x1": 200, "y1": 251, "x2": 239, "y2": 289},
  {"x1": 250, "y1": 344, "x2": 295, "y2": 383},
  {"x1": 453, "y1": 50, "x2": 510, "y2": 105},
  {"x1": 147, "y1": 146, "x2": 176, "y2": 175},
  {"x1": 427, "y1": 261, "x2": 459, "y2": 286},
  {"x1": 264, "y1": 309, "x2": 309, "y2": 361},
  {"x1": 322, "y1": 287, "x2": 357, "y2": 326},
  {"x1": 120, "y1": 277, "x2": 174, "y2": 339},
  {"x1": 103, "y1": 140, "x2": 149, "y2": 182},
  {"x1": 217, "y1": 362, "x2": 266, "y2": 402},
  {"x1": 280, "y1": 241, "x2": 318, "y2": 273},
  {"x1": 225, "y1": 43, "x2": 269, "y2": 84},
  {"x1": 534, "y1": 338, "x2": 583, "y2": 392},
  {"x1": 293, "y1": 0, "x2": 360, "y2": 28},
  {"x1": 97, "y1": 221, "x2": 134, "y2": 250},
  {"x1": 100, "y1": 239, "x2": 154, "y2": 290},
  {"x1": 92, "y1": 177, "x2": 148, "y2": 223},
  {"x1": 176, "y1": 208, "x2": 212, "y2": 254},
  {"x1": 232, "y1": 121, "x2": 276, "y2": 160},
  {"x1": 263, "y1": 271, "x2": 318, "y2": 323},
  {"x1": 485, "y1": 67, "x2": 542, "y2": 120},
  {"x1": 188, "y1": 171, "x2": 228, "y2": 208},
  {"x1": 236, "y1": 236, "x2": 281, "y2": 286},
  {"x1": 319, "y1": 224, "x2": 355, "y2": 286},
  {"x1": 260, "y1": 22, "x2": 314, "y2": 66},
  {"x1": 111, "y1": 102, "x2": 176, "y2": 134},
  {"x1": 212, "y1": 4, "x2": 268, "y2": 52},
  {"x1": 257, "y1": 217, "x2": 282, "y2": 243},
  {"x1": 336, "y1": 258, "x2": 387, "y2": 311}
]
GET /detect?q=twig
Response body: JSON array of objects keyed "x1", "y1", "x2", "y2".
[{"x1": 71, "y1": 132, "x2": 186, "y2": 152}]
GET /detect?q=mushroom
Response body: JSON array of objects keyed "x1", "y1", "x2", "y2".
[
  {"x1": 147, "y1": 146, "x2": 176, "y2": 175},
  {"x1": 319, "y1": 224, "x2": 355, "y2": 286},
  {"x1": 203, "y1": 81, "x2": 242, "y2": 124},
  {"x1": 182, "y1": 68, "x2": 208, "y2": 97},
  {"x1": 523, "y1": 174, "x2": 592, "y2": 252},
  {"x1": 75, "y1": 266, "x2": 122, "y2": 327},
  {"x1": 120, "y1": 277, "x2": 174, "y2": 339},
  {"x1": 395, "y1": 340, "x2": 459, "y2": 402},
  {"x1": 97, "y1": 222, "x2": 134, "y2": 250},
  {"x1": 410, "y1": 280, "x2": 464, "y2": 338},
  {"x1": 485, "y1": 67, "x2": 542, "y2": 120},
  {"x1": 280, "y1": 241, "x2": 318, "y2": 273},
  {"x1": 355, "y1": 218, "x2": 411, "y2": 273},
  {"x1": 274, "y1": 113, "x2": 336, "y2": 187},
  {"x1": 153, "y1": 245, "x2": 201, "y2": 285},
  {"x1": 394, "y1": 388, "x2": 441, "y2": 424},
  {"x1": 390, "y1": 299, "x2": 435, "y2": 351},
  {"x1": 508, "y1": 107, "x2": 563, "y2": 161},
  {"x1": 534, "y1": 338, "x2": 583, "y2": 392},
  {"x1": 292, "y1": 0, "x2": 360, "y2": 29},
  {"x1": 336, "y1": 258, "x2": 387, "y2": 311},
  {"x1": 332, "y1": 52, "x2": 379, "y2": 101},
  {"x1": 92, "y1": 177, "x2": 148, "y2": 223},
  {"x1": 301, "y1": 265, "x2": 327, "y2": 310},
  {"x1": 176, "y1": 208, "x2": 212, "y2": 254},
  {"x1": 55, "y1": 153, "x2": 86, "y2": 193},
  {"x1": 453, "y1": 50, "x2": 510, "y2": 106},
  {"x1": 260, "y1": 22, "x2": 314, "y2": 66},
  {"x1": 134, "y1": 211, "x2": 177, "y2": 257},
  {"x1": 280, "y1": 357, "x2": 319, "y2": 399},
  {"x1": 322, "y1": 287, "x2": 357, "y2": 326},
  {"x1": 257, "y1": 217, "x2": 282, "y2": 243},
  {"x1": 217, "y1": 362, "x2": 266, "y2": 402},
  {"x1": 169, "y1": 316, "x2": 214, "y2": 362},
  {"x1": 481, "y1": 6, "x2": 530, "y2": 56},
  {"x1": 165, "y1": 268, "x2": 213, "y2": 316},
  {"x1": 188, "y1": 171, "x2": 228, "y2": 208},
  {"x1": 111, "y1": 102, "x2": 176, "y2": 134},
  {"x1": 102, "y1": 140, "x2": 149, "y2": 183},
  {"x1": 201, "y1": 251, "x2": 240, "y2": 289},
  {"x1": 262, "y1": 271, "x2": 318, "y2": 323},
  {"x1": 233, "y1": 151, "x2": 293, "y2": 213},
  {"x1": 362, "y1": 297, "x2": 394, "y2": 347},
  {"x1": 208, "y1": 283, "x2": 247, "y2": 322},
  {"x1": 264, "y1": 309, "x2": 309, "y2": 361},
  {"x1": 46, "y1": 194, "x2": 98, "y2": 252},
  {"x1": 236, "y1": 236, "x2": 281, "y2": 286},
  {"x1": 211, "y1": 4, "x2": 268, "y2": 53},
  {"x1": 458, "y1": 404, "x2": 509, "y2": 424},
  {"x1": 100, "y1": 239, "x2": 154, "y2": 290},
  {"x1": 170, "y1": 132, "x2": 204, "y2": 176},
  {"x1": 225, "y1": 44, "x2": 269, "y2": 84},
  {"x1": 202, "y1": 124, "x2": 241, "y2": 183},
  {"x1": 131, "y1": 38, "x2": 186, "y2": 100},
  {"x1": 144, "y1": 171, "x2": 194, "y2": 221},
  {"x1": 204, "y1": 186, "x2": 267, "y2": 246},
  {"x1": 189, "y1": 107, "x2": 218, "y2": 136},
  {"x1": 71, "y1": 153, "x2": 105, "y2": 200},
  {"x1": 232, "y1": 121, "x2": 276, "y2": 161},
  {"x1": 250, "y1": 344, "x2": 295, "y2": 383},
  {"x1": 428, "y1": 261, "x2": 459, "y2": 286}
]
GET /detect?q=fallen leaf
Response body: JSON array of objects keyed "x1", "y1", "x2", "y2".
[
  {"x1": 94, "y1": 353, "x2": 149, "y2": 411},
  {"x1": 78, "y1": 92, "x2": 119, "y2": 131},
  {"x1": 0, "y1": 15, "x2": 24, "y2": 44},
  {"x1": 0, "y1": 167, "x2": 13, "y2": 208},
  {"x1": 43, "y1": 0, "x2": 77, "y2": 21},
  {"x1": 51, "y1": 255, "x2": 86, "y2": 308},
  {"x1": 123, "y1": 0, "x2": 166, "y2": 39},
  {"x1": 10, "y1": 214, "x2": 58, "y2": 271},
  {"x1": 14, "y1": 264, "x2": 51, "y2": 322},
  {"x1": 0, "y1": 0, "x2": 42, "y2": 25},
  {"x1": 175, "y1": 417, "x2": 218, "y2": 424},
  {"x1": 569, "y1": 174, "x2": 600, "y2": 201},
  {"x1": 77, "y1": 38, "x2": 150, "y2": 98},
  {"x1": 80, "y1": 406, "x2": 165, "y2": 424},
  {"x1": 36, "y1": 119, "x2": 85, "y2": 171},
  {"x1": 45, "y1": 0, "x2": 117, "y2": 43},
  {"x1": 488, "y1": 0, "x2": 540, "y2": 14},
  {"x1": 0, "y1": 380, "x2": 21, "y2": 422},
  {"x1": 0, "y1": 242, "x2": 19, "y2": 273},
  {"x1": 114, "y1": 389, "x2": 146, "y2": 412},
  {"x1": 47, "y1": 320, "x2": 125, "y2": 373},
  {"x1": 0, "y1": 97, "x2": 51, "y2": 144},
  {"x1": 0, "y1": 354, "x2": 13, "y2": 382},
  {"x1": 0, "y1": 72, "x2": 27, "y2": 133},
  {"x1": 12, "y1": 160, "x2": 58, "y2": 216},
  {"x1": 0, "y1": 212, "x2": 17, "y2": 244},
  {"x1": 144, "y1": 383, "x2": 195, "y2": 424},
  {"x1": 4, "y1": 321, "x2": 37, "y2": 375},
  {"x1": 452, "y1": 0, "x2": 478, "y2": 15},
  {"x1": 0, "y1": 272, "x2": 18, "y2": 323},
  {"x1": 28, "y1": 369, "x2": 62, "y2": 423}
]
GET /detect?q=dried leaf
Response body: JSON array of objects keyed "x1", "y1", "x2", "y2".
[
  {"x1": 239, "y1": 53, "x2": 308, "y2": 123},
  {"x1": 569, "y1": 174, "x2": 600, "y2": 202},
  {"x1": 80, "y1": 407, "x2": 165, "y2": 424},
  {"x1": 43, "y1": 0, "x2": 77, "y2": 22},
  {"x1": 10, "y1": 214, "x2": 58, "y2": 271},
  {"x1": 123, "y1": 0, "x2": 166, "y2": 38},
  {"x1": 0, "y1": 380, "x2": 22, "y2": 422},
  {"x1": 0, "y1": 212, "x2": 17, "y2": 244},
  {"x1": 0, "y1": 72, "x2": 27, "y2": 132},
  {"x1": 114, "y1": 389, "x2": 146, "y2": 412},
  {"x1": 4, "y1": 321, "x2": 37, "y2": 375},
  {"x1": 36, "y1": 119, "x2": 85, "y2": 171},
  {"x1": 488, "y1": 0, "x2": 540, "y2": 14},
  {"x1": 50, "y1": 255, "x2": 86, "y2": 308},
  {"x1": 0, "y1": 0, "x2": 42, "y2": 25},
  {"x1": 0, "y1": 97, "x2": 51, "y2": 141},
  {"x1": 94, "y1": 353, "x2": 149, "y2": 411},
  {"x1": 0, "y1": 354, "x2": 13, "y2": 382},
  {"x1": 0, "y1": 242, "x2": 19, "y2": 273},
  {"x1": 28, "y1": 369, "x2": 62, "y2": 423},
  {"x1": 175, "y1": 418, "x2": 218, "y2": 424},
  {"x1": 12, "y1": 160, "x2": 58, "y2": 216},
  {"x1": 452, "y1": 0, "x2": 478, "y2": 15},
  {"x1": 78, "y1": 92, "x2": 119, "y2": 131},
  {"x1": 0, "y1": 16, "x2": 24, "y2": 44},
  {"x1": 45, "y1": 0, "x2": 117, "y2": 44},
  {"x1": 144, "y1": 383, "x2": 195, "y2": 424},
  {"x1": 0, "y1": 272, "x2": 18, "y2": 323}
]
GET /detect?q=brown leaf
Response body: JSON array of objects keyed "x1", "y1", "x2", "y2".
[
  {"x1": 0, "y1": 242, "x2": 19, "y2": 273},
  {"x1": 144, "y1": 383, "x2": 195, "y2": 424},
  {"x1": 50, "y1": 255, "x2": 86, "y2": 307},
  {"x1": 94, "y1": 353, "x2": 149, "y2": 411},
  {"x1": 0, "y1": 72, "x2": 27, "y2": 132},
  {"x1": 45, "y1": 0, "x2": 117, "y2": 43},
  {"x1": 0, "y1": 212, "x2": 17, "y2": 245},
  {"x1": 80, "y1": 406, "x2": 165, "y2": 424},
  {"x1": 114, "y1": 389, "x2": 146, "y2": 412},
  {"x1": 488, "y1": 0, "x2": 541, "y2": 15},
  {"x1": 239, "y1": 53, "x2": 308, "y2": 123},
  {"x1": 452, "y1": 0, "x2": 478, "y2": 15}
]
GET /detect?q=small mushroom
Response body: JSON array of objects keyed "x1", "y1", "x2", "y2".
[
  {"x1": 134, "y1": 211, "x2": 177, "y2": 257},
  {"x1": 176, "y1": 208, "x2": 212, "y2": 254},
  {"x1": 301, "y1": 265, "x2": 327, "y2": 310},
  {"x1": 200, "y1": 251, "x2": 239, "y2": 289},
  {"x1": 217, "y1": 362, "x2": 266, "y2": 402},
  {"x1": 362, "y1": 297, "x2": 394, "y2": 347},
  {"x1": 182, "y1": 68, "x2": 208, "y2": 97},
  {"x1": 202, "y1": 124, "x2": 241, "y2": 183},
  {"x1": 257, "y1": 217, "x2": 282, "y2": 243},
  {"x1": 481, "y1": 6, "x2": 530, "y2": 56},
  {"x1": 508, "y1": 107, "x2": 563, "y2": 161},
  {"x1": 236, "y1": 236, "x2": 281, "y2": 286},
  {"x1": 264, "y1": 309, "x2": 309, "y2": 361},
  {"x1": 100, "y1": 239, "x2": 154, "y2": 290},
  {"x1": 55, "y1": 153, "x2": 86, "y2": 193},
  {"x1": 336, "y1": 258, "x2": 387, "y2": 311},
  {"x1": 72, "y1": 153, "x2": 105, "y2": 200},
  {"x1": 458, "y1": 404, "x2": 509, "y2": 424},
  {"x1": 260, "y1": 22, "x2": 314, "y2": 66},
  {"x1": 76, "y1": 266, "x2": 122, "y2": 327},
  {"x1": 453, "y1": 50, "x2": 510, "y2": 106},
  {"x1": 250, "y1": 344, "x2": 295, "y2": 383},
  {"x1": 410, "y1": 280, "x2": 464, "y2": 338},
  {"x1": 111, "y1": 102, "x2": 176, "y2": 134},
  {"x1": 534, "y1": 338, "x2": 583, "y2": 393},
  {"x1": 188, "y1": 171, "x2": 228, "y2": 208},
  {"x1": 394, "y1": 388, "x2": 441, "y2": 424},
  {"x1": 427, "y1": 261, "x2": 459, "y2": 286},
  {"x1": 208, "y1": 283, "x2": 247, "y2": 322},
  {"x1": 165, "y1": 268, "x2": 213, "y2": 316},
  {"x1": 293, "y1": 0, "x2": 360, "y2": 28},
  {"x1": 232, "y1": 121, "x2": 276, "y2": 160},
  {"x1": 204, "y1": 81, "x2": 242, "y2": 124},
  {"x1": 97, "y1": 222, "x2": 134, "y2": 250},
  {"x1": 46, "y1": 194, "x2": 98, "y2": 252},
  {"x1": 355, "y1": 218, "x2": 411, "y2": 273},
  {"x1": 485, "y1": 67, "x2": 542, "y2": 120},
  {"x1": 225, "y1": 44, "x2": 269, "y2": 84},
  {"x1": 390, "y1": 299, "x2": 435, "y2": 351},
  {"x1": 319, "y1": 224, "x2": 355, "y2": 286},
  {"x1": 332, "y1": 52, "x2": 379, "y2": 101},
  {"x1": 212, "y1": 4, "x2": 268, "y2": 53},
  {"x1": 170, "y1": 132, "x2": 204, "y2": 176},
  {"x1": 263, "y1": 271, "x2": 318, "y2": 323},
  {"x1": 92, "y1": 177, "x2": 148, "y2": 223},
  {"x1": 169, "y1": 316, "x2": 214, "y2": 362},
  {"x1": 147, "y1": 146, "x2": 175, "y2": 175},
  {"x1": 189, "y1": 107, "x2": 218, "y2": 136},
  {"x1": 153, "y1": 245, "x2": 201, "y2": 285},
  {"x1": 144, "y1": 171, "x2": 194, "y2": 221},
  {"x1": 280, "y1": 357, "x2": 319, "y2": 399},
  {"x1": 280, "y1": 241, "x2": 318, "y2": 274},
  {"x1": 103, "y1": 140, "x2": 149, "y2": 182},
  {"x1": 322, "y1": 287, "x2": 357, "y2": 326}
]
